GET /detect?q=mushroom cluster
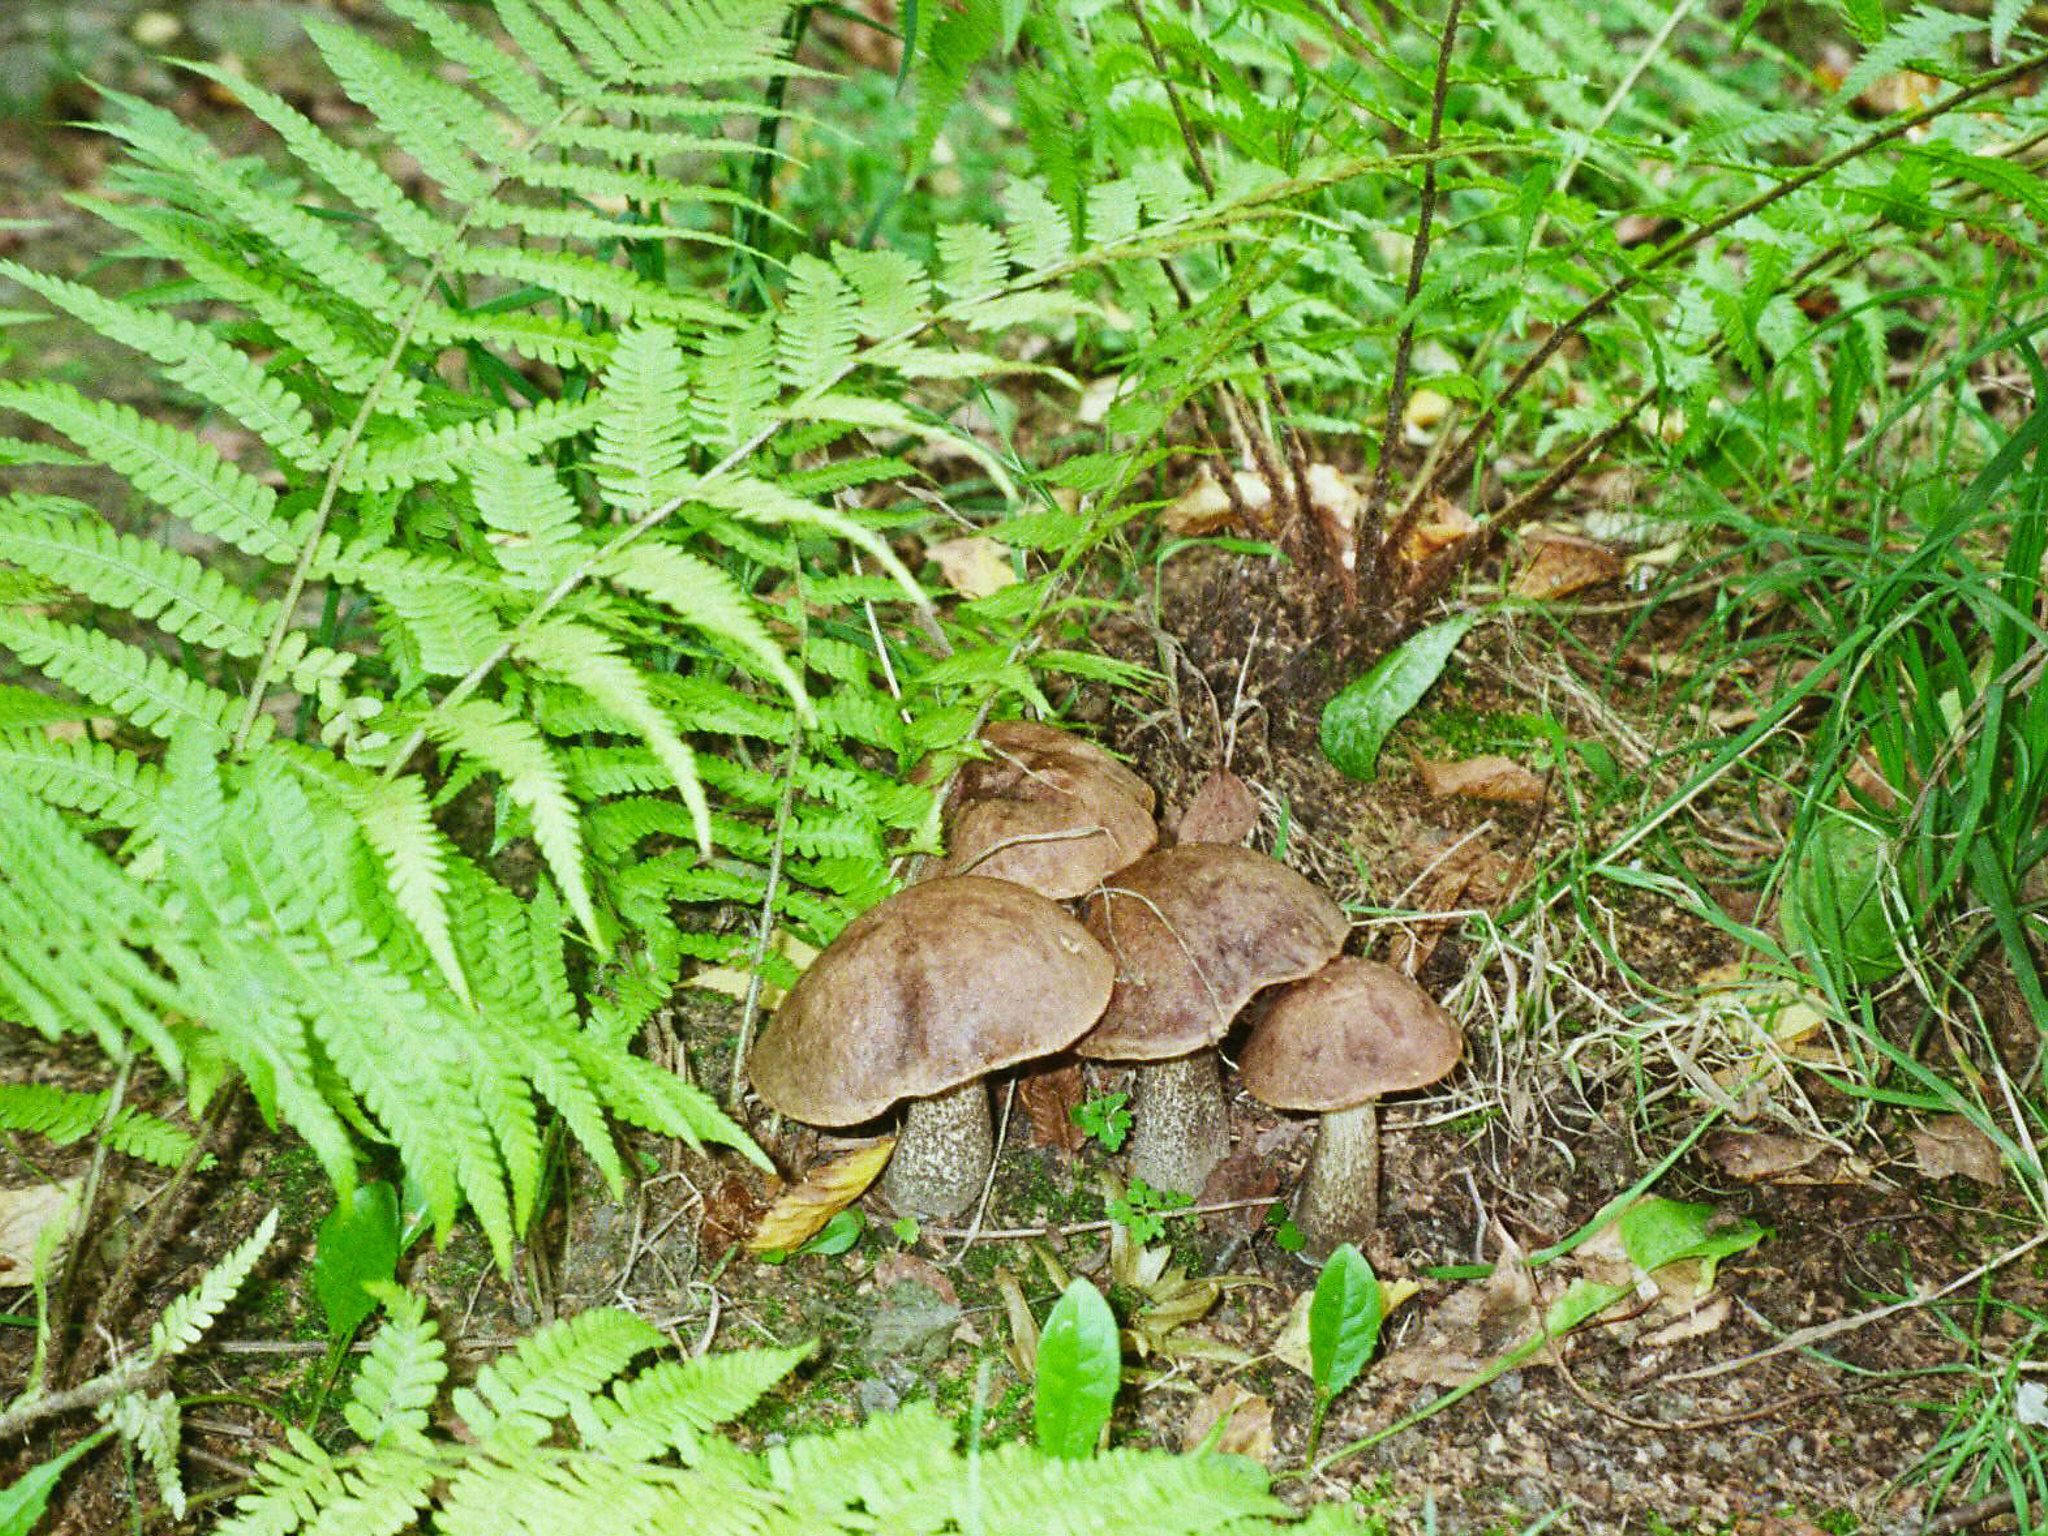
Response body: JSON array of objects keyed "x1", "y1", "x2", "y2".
[{"x1": 745, "y1": 722, "x2": 1463, "y2": 1257}]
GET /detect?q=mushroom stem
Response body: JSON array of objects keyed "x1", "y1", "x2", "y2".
[
  {"x1": 1127, "y1": 1050, "x2": 1229, "y2": 1196},
  {"x1": 878, "y1": 1080, "x2": 993, "y2": 1221},
  {"x1": 1292, "y1": 1100, "x2": 1379, "y2": 1259}
]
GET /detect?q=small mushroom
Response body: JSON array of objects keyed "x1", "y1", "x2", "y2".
[
  {"x1": 1076, "y1": 845, "x2": 1348, "y2": 1196},
  {"x1": 934, "y1": 720, "x2": 1158, "y2": 899},
  {"x1": 748, "y1": 876, "x2": 1114, "y2": 1220},
  {"x1": 1239, "y1": 958, "x2": 1462, "y2": 1258}
]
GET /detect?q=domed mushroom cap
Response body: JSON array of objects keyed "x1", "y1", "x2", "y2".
[
  {"x1": 934, "y1": 720, "x2": 1159, "y2": 899},
  {"x1": 1239, "y1": 957, "x2": 1463, "y2": 1111},
  {"x1": 749, "y1": 876, "x2": 1114, "y2": 1126},
  {"x1": 1075, "y1": 844, "x2": 1348, "y2": 1062}
]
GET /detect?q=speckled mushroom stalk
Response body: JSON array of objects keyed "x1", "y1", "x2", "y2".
[
  {"x1": 745, "y1": 876, "x2": 1114, "y2": 1226},
  {"x1": 1125, "y1": 1053, "x2": 1229, "y2": 1197},
  {"x1": 1239, "y1": 957, "x2": 1463, "y2": 1260},
  {"x1": 878, "y1": 1082, "x2": 994, "y2": 1222},
  {"x1": 1290, "y1": 1101, "x2": 1380, "y2": 1254},
  {"x1": 1077, "y1": 845, "x2": 1349, "y2": 1198}
]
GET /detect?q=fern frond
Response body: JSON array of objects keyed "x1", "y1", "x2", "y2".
[
  {"x1": 421, "y1": 698, "x2": 598, "y2": 945},
  {"x1": 150, "y1": 1208, "x2": 278, "y2": 1361},
  {"x1": 452, "y1": 1306, "x2": 665, "y2": 1453},
  {"x1": 594, "y1": 324, "x2": 694, "y2": 518},
  {"x1": 344, "y1": 1288, "x2": 448, "y2": 1449},
  {"x1": 602, "y1": 542, "x2": 808, "y2": 714},
  {"x1": 0, "y1": 1082, "x2": 202, "y2": 1169},
  {"x1": 0, "y1": 260, "x2": 327, "y2": 469},
  {"x1": 0, "y1": 731, "x2": 160, "y2": 826},
  {"x1": 348, "y1": 397, "x2": 608, "y2": 492},
  {"x1": 0, "y1": 612, "x2": 251, "y2": 748},
  {"x1": 516, "y1": 619, "x2": 713, "y2": 853},
  {"x1": 0, "y1": 383, "x2": 299, "y2": 562}
]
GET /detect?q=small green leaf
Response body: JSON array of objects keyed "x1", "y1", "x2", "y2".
[
  {"x1": 1320, "y1": 613, "x2": 1480, "y2": 781},
  {"x1": 891, "y1": 1216, "x2": 921, "y2": 1245},
  {"x1": 313, "y1": 1181, "x2": 401, "y2": 1344},
  {"x1": 1781, "y1": 812, "x2": 1908, "y2": 983},
  {"x1": 1308, "y1": 1244, "x2": 1383, "y2": 1401},
  {"x1": 1034, "y1": 1278, "x2": 1121, "y2": 1457},
  {"x1": 798, "y1": 1208, "x2": 865, "y2": 1257},
  {"x1": 0, "y1": 1430, "x2": 109, "y2": 1536},
  {"x1": 1617, "y1": 1198, "x2": 1766, "y2": 1290},
  {"x1": 1071, "y1": 1092, "x2": 1131, "y2": 1153}
]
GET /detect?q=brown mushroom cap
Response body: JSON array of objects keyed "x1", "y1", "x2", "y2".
[
  {"x1": 1239, "y1": 957, "x2": 1463, "y2": 1111},
  {"x1": 1075, "y1": 844, "x2": 1348, "y2": 1062},
  {"x1": 934, "y1": 720, "x2": 1159, "y2": 899},
  {"x1": 748, "y1": 876, "x2": 1114, "y2": 1125}
]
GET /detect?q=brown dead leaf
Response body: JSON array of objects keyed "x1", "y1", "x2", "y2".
[
  {"x1": 1017, "y1": 1061, "x2": 1087, "y2": 1155},
  {"x1": 1382, "y1": 1245, "x2": 1548, "y2": 1386},
  {"x1": 1161, "y1": 469, "x2": 1272, "y2": 536},
  {"x1": 698, "y1": 1172, "x2": 768, "y2": 1255},
  {"x1": 1175, "y1": 768, "x2": 1259, "y2": 846},
  {"x1": 1510, "y1": 533, "x2": 1624, "y2": 600},
  {"x1": 1704, "y1": 1131, "x2": 1827, "y2": 1183},
  {"x1": 1911, "y1": 1115, "x2": 2003, "y2": 1187},
  {"x1": 1388, "y1": 828, "x2": 1492, "y2": 975},
  {"x1": 927, "y1": 535, "x2": 1017, "y2": 599},
  {"x1": 1197, "y1": 1147, "x2": 1280, "y2": 1221},
  {"x1": 0, "y1": 1178, "x2": 79, "y2": 1284},
  {"x1": 873, "y1": 1251, "x2": 960, "y2": 1308},
  {"x1": 1638, "y1": 1292, "x2": 1732, "y2": 1350},
  {"x1": 994, "y1": 1267, "x2": 1039, "y2": 1375},
  {"x1": 1399, "y1": 498, "x2": 1478, "y2": 566},
  {"x1": 1415, "y1": 754, "x2": 1549, "y2": 805},
  {"x1": 745, "y1": 1139, "x2": 896, "y2": 1254},
  {"x1": 1180, "y1": 1384, "x2": 1275, "y2": 1463}
]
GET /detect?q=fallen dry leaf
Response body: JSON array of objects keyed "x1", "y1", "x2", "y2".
[
  {"x1": 1911, "y1": 1115, "x2": 2003, "y2": 1187},
  {"x1": 1180, "y1": 1383, "x2": 1275, "y2": 1463},
  {"x1": 1381, "y1": 1247, "x2": 1546, "y2": 1386},
  {"x1": 1175, "y1": 768, "x2": 1259, "y2": 846},
  {"x1": 1304, "y1": 462, "x2": 1360, "y2": 577},
  {"x1": 872, "y1": 1251, "x2": 960, "y2": 1308},
  {"x1": 1016, "y1": 1061, "x2": 1087, "y2": 1155},
  {"x1": 0, "y1": 1177, "x2": 79, "y2": 1284},
  {"x1": 994, "y1": 1267, "x2": 1038, "y2": 1375},
  {"x1": 1403, "y1": 387, "x2": 1451, "y2": 441},
  {"x1": 690, "y1": 933, "x2": 817, "y2": 1009},
  {"x1": 1161, "y1": 469, "x2": 1272, "y2": 536},
  {"x1": 1197, "y1": 1147, "x2": 1280, "y2": 1219},
  {"x1": 927, "y1": 535, "x2": 1017, "y2": 599},
  {"x1": 1704, "y1": 1131, "x2": 1827, "y2": 1183},
  {"x1": 1639, "y1": 1292, "x2": 1733, "y2": 1350},
  {"x1": 699, "y1": 1172, "x2": 768, "y2": 1255},
  {"x1": 1398, "y1": 498, "x2": 1478, "y2": 566},
  {"x1": 1076, "y1": 374, "x2": 1123, "y2": 426},
  {"x1": 1388, "y1": 827, "x2": 1498, "y2": 975},
  {"x1": 1510, "y1": 533, "x2": 1624, "y2": 600},
  {"x1": 746, "y1": 1139, "x2": 896, "y2": 1254},
  {"x1": 1415, "y1": 754, "x2": 1549, "y2": 805}
]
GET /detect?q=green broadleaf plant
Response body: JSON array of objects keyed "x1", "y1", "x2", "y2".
[
  {"x1": 1034, "y1": 1277, "x2": 1122, "y2": 1457},
  {"x1": 1319, "y1": 613, "x2": 1480, "y2": 781},
  {"x1": 1306, "y1": 1243, "x2": 1383, "y2": 1462}
]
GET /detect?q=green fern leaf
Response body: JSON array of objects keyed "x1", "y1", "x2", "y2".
[
  {"x1": 0, "y1": 612, "x2": 251, "y2": 748},
  {"x1": 151, "y1": 1208, "x2": 278, "y2": 1361}
]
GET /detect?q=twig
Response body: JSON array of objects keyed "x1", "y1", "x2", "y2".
[
  {"x1": 1923, "y1": 1491, "x2": 2021, "y2": 1535},
  {"x1": 45, "y1": 1053, "x2": 133, "y2": 1393},
  {"x1": 70, "y1": 1089, "x2": 244, "y2": 1389},
  {"x1": 1666, "y1": 1228, "x2": 2048, "y2": 1384},
  {"x1": 922, "y1": 1195, "x2": 1276, "y2": 1241},
  {"x1": 0, "y1": 1360, "x2": 159, "y2": 1440},
  {"x1": 1363, "y1": 0, "x2": 1465, "y2": 579}
]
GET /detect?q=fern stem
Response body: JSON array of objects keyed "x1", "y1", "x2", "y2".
[
  {"x1": 45, "y1": 1050, "x2": 131, "y2": 1393},
  {"x1": 1412, "y1": 46, "x2": 2048, "y2": 513},
  {"x1": 230, "y1": 107, "x2": 581, "y2": 755},
  {"x1": 1361, "y1": 0, "x2": 1464, "y2": 590}
]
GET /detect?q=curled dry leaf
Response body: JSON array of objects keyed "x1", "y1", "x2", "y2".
[
  {"x1": 1638, "y1": 1292, "x2": 1733, "y2": 1350},
  {"x1": 1161, "y1": 468, "x2": 1272, "y2": 536},
  {"x1": 994, "y1": 1266, "x2": 1038, "y2": 1375},
  {"x1": 927, "y1": 535, "x2": 1017, "y2": 599},
  {"x1": 1415, "y1": 754, "x2": 1549, "y2": 805},
  {"x1": 1174, "y1": 768, "x2": 1259, "y2": 846},
  {"x1": 1016, "y1": 1060, "x2": 1087, "y2": 1155},
  {"x1": 697, "y1": 1172, "x2": 767, "y2": 1254},
  {"x1": 1510, "y1": 532, "x2": 1624, "y2": 601},
  {"x1": 1180, "y1": 1383, "x2": 1275, "y2": 1463},
  {"x1": 0, "y1": 1177, "x2": 79, "y2": 1284},
  {"x1": 1399, "y1": 498, "x2": 1478, "y2": 569},
  {"x1": 1910, "y1": 1115, "x2": 2003, "y2": 1187},
  {"x1": 745, "y1": 1138, "x2": 896, "y2": 1254},
  {"x1": 1704, "y1": 1131, "x2": 1827, "y2": 1183},
  {"x1": 1403, "y1": 387, "x2": 1452, "y2": 441}
]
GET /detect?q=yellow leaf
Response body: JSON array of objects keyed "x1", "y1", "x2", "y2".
[
  {"x1": 745, "y1": 1139, "x2": 896, "y2": 1254},
  {"x1": 927, "y1": 535, "x2": 1017, "y2": 599}
]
